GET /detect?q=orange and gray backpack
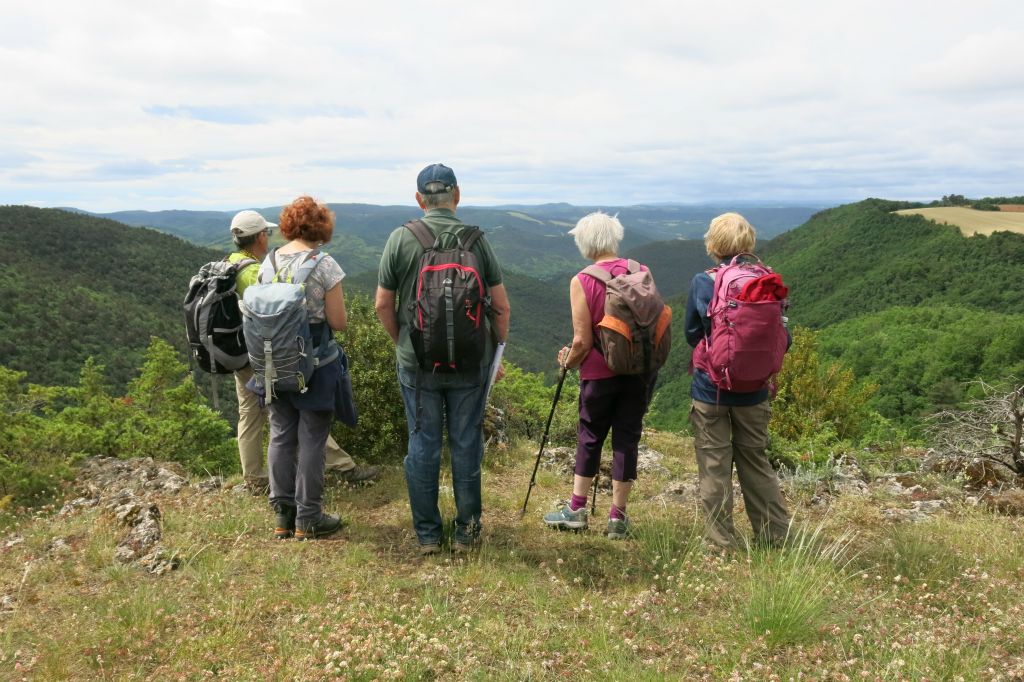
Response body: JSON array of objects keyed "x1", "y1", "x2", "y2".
[{"x1": 581, "y1": 260, "x2": 672, "y2": 376}]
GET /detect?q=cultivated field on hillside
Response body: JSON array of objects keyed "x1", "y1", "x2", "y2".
[{"x1": 895, "y1": 206, "x2": 1024, "y2": 236}]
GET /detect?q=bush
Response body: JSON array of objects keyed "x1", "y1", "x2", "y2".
[
  {"x1": 331, "y1": 293, "x2": 407, "y2": 463},
  {"x1": 0, "y1": 366, "x2": 71, "y2": 509},
  {"x1": 1, "y1": 339, "x2": 238, "y2": 509},
  {"x1": 45, "y1": 340, "x2": 236, "y2": 475},
  {"x1": 489, "y1": 364, "x2": 579, "y2": 444},
  {"x1": 771, "y1": 328, "x2": 877, "y2": 453}
]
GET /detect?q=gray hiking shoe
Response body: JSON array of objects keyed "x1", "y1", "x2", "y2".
[
  {"x1": 606, "y1": 515, "x2": 631, "y2": 540},
  {"x1": 543, "y1": 502, "x2": 589, "y2": 530}
]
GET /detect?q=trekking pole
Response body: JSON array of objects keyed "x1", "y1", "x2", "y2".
[
  {"x1": 591, "y1": 473, "x2": 598, "y2": 515},
  {"x1": 520, "y1": 365, "x2": 568, "y2": 517}
]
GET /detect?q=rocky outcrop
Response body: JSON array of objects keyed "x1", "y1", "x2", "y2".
[{"x1": 56, "y1": 457, "x2": 208, "y2": 575}]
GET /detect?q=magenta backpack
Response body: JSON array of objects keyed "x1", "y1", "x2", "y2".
[{"x1": 691, "y1": 253, "x2": 789, "y2": 394}]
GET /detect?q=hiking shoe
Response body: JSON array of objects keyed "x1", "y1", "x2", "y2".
[
  {"x1": 418, "y1": 543, "x2": 441, "y2": 556},
  {"x1": 273, "y1": 504, "x2": 296, "y2": 540},
  {"x1": 295, "y1": 513, "x2": 344, "y2": 541},
  {"x1": 335, "y1": 465, "x2": 382, "y2": 484},
  {"x1": 543, "y1": 502, "x2": 589, "y2": 530},
  {"x1": 606, "y1": 515, "x2": 631, "y2": 540},
  {"x1": 452, "y1": 536, "x2": 481, "y2": 554}
]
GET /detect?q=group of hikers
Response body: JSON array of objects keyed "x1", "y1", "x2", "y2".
[{"x1": 188, "y1": 163, "x2": 792, "y2": 553}]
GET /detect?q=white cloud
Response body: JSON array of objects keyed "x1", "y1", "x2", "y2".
[{"x1": 0, "y1": 0, "x2": 1022, "y2": 210}]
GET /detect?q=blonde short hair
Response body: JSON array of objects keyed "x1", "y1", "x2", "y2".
[
  {"x1": 704, "y1": 212, "x2": 756, "y2": 260},
  {"x1": 569, "y1": 211, "x2": 623, "y2": 260}
]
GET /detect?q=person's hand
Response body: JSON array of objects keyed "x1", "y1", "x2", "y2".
[
  {"x1": 557, "y1": 345, "x2": 571, "y2": 368},
  {"x1": 495, "y1": 361, "x2": 506, "y2": 382}
]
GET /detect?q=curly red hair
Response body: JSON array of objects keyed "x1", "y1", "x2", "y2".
[{"x1": 279, "y1": 196, "x2": 334, "y2": 243}]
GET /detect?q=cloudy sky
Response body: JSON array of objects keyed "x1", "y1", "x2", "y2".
[{"x1": 2, "y1": 1, "x2": 1022, "y2": 211}]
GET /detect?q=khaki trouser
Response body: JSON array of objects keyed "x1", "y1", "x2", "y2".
[
  {"x1": 690, "y1": 399, "x2": 790, "y2": 549},
  {"x1": 234, "y1": 366, "x2": 355, "y2": 482}
]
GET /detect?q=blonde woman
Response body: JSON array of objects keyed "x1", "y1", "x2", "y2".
[{"x1": 684, "y1": 212, "x2": 790, "y2": 551}]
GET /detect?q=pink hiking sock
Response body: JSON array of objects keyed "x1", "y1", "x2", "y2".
[
  {"x1": 569, "y1": 494, "x2": 588, "y2": 511},
  {"x1": 609, "y1": 504, "x2": 626, "y2": 520}
]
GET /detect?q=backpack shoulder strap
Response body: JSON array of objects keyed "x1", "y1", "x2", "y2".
[
  {"x1": 459, "y1": 225, "x2": 483, "y2": 251},
  {"x1": 257, "y1": 249, "x2": 278, "y2": 285},
  {"x1": 404, "y1": 219, "x2": 436, "y2": 250},
  {"x1": 580, "y1": 264, "x2": 613, "y2": 283},
  {"x1": 625, "y1": 259, "x2": 642, "y2": 274},
  {"x1": 289, "y1": 249, "x2": 323, "y2": 285}
]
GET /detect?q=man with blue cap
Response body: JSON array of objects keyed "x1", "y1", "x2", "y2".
[{"x1": 375, "y1": 164, "x2": 511, "y2": 555}]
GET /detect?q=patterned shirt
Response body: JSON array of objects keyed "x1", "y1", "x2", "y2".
[{"x1": 264, "y1": 249, "x2": 345, "y2": 323}]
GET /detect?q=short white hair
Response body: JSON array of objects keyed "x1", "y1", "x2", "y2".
[{"x1": 569, "y1": 211, "x2": 623, "y2": 260}]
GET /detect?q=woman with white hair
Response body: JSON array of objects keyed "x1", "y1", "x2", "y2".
[{"x1": 543, "y1": 211, "x2": 659, "y2": 539}]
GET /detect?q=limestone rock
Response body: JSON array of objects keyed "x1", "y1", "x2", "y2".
[
  {"x1": 46, "y1": 537, "x2": 72, "y2": 557},
  {"x1": 196, "y1": 476, "x2": 224, "y2": 493},
  {"x1": 882, "y1": 499, "x2": 947, "y2": 523}
]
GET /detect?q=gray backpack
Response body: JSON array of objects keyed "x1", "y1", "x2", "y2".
[{"x1": 240, "y1": 249, "x2": 338, "y2": 403}]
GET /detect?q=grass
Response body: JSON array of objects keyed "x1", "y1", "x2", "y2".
[
  {"x1": 895, "y1": 206, "x2": 1024, "y2": 236},
  {"x1": 1, "y1": 432, "x2": 1023, "y2": 679},
  {"x1": 743, "y1": 525, "x2": 856, "y2": 647}
]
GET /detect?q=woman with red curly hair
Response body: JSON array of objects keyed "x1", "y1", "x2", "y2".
[{"x1": 264, "y1": 196, "x2": 348, "y2": 540}]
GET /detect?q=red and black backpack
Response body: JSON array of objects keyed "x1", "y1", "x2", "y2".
[{"x1": 405, "y1": 219, "x2": 492, "y2": 373}]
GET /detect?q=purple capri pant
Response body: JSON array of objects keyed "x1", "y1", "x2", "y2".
[{"x1": 575, "y1": 373, "x2": 657, "y2": 482}]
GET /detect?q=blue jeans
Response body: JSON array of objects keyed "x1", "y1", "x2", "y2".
[{"x1": 397, "y1": 365, "x2": 488, "y2": 546}]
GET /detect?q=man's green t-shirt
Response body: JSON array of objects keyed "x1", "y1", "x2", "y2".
[
  {"x1": 378, "y1": 208, "x2": 503, "y2": 371},
  {"x1": 228, "y1": 251, "x2": 260, "y2": 296}
]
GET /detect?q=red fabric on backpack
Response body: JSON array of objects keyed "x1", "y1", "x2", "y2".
[{"x1": 738, "y1": 273, "x2": 788, "y2": 302}]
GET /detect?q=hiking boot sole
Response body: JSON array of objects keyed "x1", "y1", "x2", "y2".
[
  {"x1": 543, "y1": 519, "x2": 589, "y2": 531},
  {"x1": 274, "y1": 528, "x2": 295, "y2": 540}
]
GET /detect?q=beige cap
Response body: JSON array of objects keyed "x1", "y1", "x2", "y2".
[{"x1": 230, "y1": 210, "x2": 277, "y2": 237}]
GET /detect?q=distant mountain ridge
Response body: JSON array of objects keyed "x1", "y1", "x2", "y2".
[{"x1": 74, "y1": 203, "x2": 820, "y2": 281}]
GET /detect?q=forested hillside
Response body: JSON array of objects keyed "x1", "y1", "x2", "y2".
[
  {"x1": 817, "y1": 305, "x2": 1024, "y2": 417},
  {"x1": 0, "y1": 206, "x2": 219, "y2": 388},
  {"x1": 624, "y1": 238, "x2": 711, "y2": 299},
  {"x1": 762, "y1": 199, "x2": 1024, "y2": 327},
  {"x1": 650, "y1": 199, "x2": 1024, "y2": 427}
]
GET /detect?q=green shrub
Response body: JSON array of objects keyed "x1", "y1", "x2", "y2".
[
  {"x1": 331, "y1": 293, "x2": 407, "y2": 463},
  {"x1": 0, "y1": 366, "x2": 71, "y2": 509},
  {"x1": 1, "y1": 339, "x2": 238, "y2": 509},
  {"x1": 489, "y1": 364, "x2": 579, "y2": 444},
  {"x1": 770, "y1": 328, "x2": 878, "y2": 463},
  {"x1": 45, "y1": 340, "x2": 236, "y2": 475}
]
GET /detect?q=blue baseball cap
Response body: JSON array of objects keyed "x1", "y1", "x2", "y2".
[{"x1": 417, "y1": 163, "x2": 458, "y2": 194}]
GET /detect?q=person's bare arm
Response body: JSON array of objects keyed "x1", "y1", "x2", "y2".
[
  {"x1": 557, "y1": 276, "x2": 593, "y2": 368},
  {"x1": 324, "y1": 283, "x2": 347, "y2": 331},
  {"x1": 374, "y1": 287, "x2": 399, "y2": 343},
  {"x1": 488, "y1": 283, "x2": 510, "y2": 342}
]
